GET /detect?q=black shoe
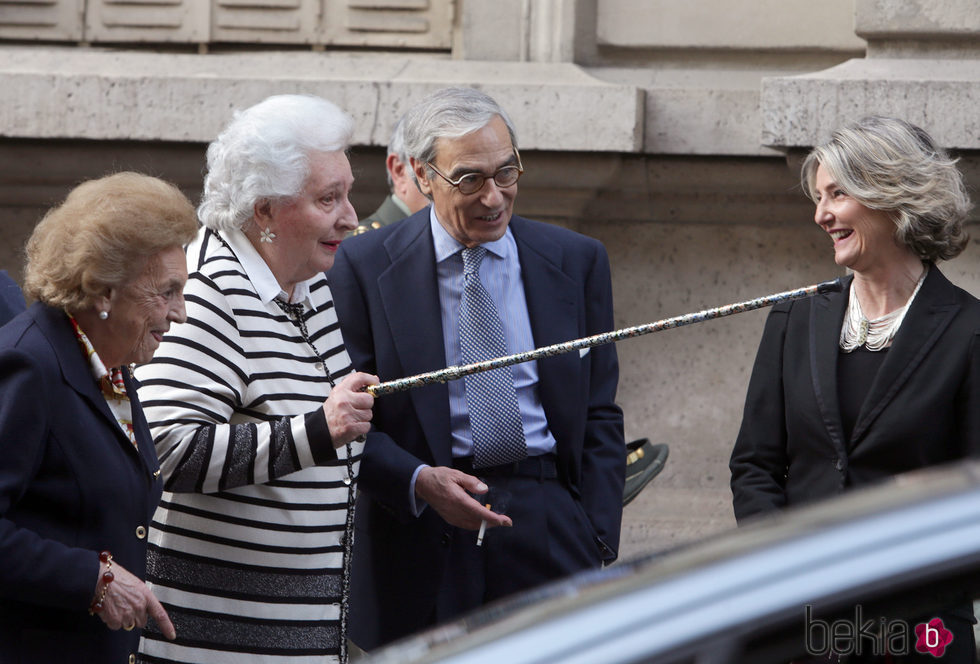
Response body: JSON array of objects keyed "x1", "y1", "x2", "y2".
[{"x1": 622, "y1": 439, "x2": 668, "y2": 506}]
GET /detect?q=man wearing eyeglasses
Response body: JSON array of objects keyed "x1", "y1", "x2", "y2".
[{"x1": 331, "y1": 87, "x2": 625, "y2": 652}]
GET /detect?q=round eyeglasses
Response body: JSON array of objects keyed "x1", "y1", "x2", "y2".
[{"x1": 426, "y1": 151, "x2": 524, "y2": 196}]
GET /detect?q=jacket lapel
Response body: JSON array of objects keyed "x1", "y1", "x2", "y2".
[
  {"x1": 850, "y1": 266, "x2": 960, "y2": 443},
  {"x1": 809, "y1": 277, "x2": 849, "y2": 458},
  {"x1": 124, "y1": 369, "x2": 162, "y2": 478},
  {"x1": 377, "y1": 214, "x2": 452, "y2": 464},
  {"x1": 511, "y1": 218, "x2": 580, "y2": 452}
]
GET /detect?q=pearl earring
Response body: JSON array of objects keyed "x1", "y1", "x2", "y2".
[
  {"x1": 98, "y1": 310, "x2": 109, "y2": 320},
  {"x1": 260, "y1": 227, "x2": 276, "y2": 244}
]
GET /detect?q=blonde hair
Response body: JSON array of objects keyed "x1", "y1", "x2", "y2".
[
  {"x1": 24, "y1": 172, "x2": 199, "y2": 310},
  {"x1": 801, "y1": 116, "x2": 971, "y2": 262}
]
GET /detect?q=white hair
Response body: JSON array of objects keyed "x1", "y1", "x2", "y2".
[{"x1": 198, "y1": 94, "x2": 355, "y2": 232}]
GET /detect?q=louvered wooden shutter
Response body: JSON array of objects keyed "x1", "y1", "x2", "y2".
[
  {"x1": 85, "y1": 0, "x2": 209, "y2": 43},
  {"x1": 0, "y1": 0, "x2": 453, "y2": 48},
  {"x1": 0, "y1": 0, "x2": 84, "y2": 41},
  {"x1": 325, "y1": 0, "x2": 452, "y2": 49},
  {"x1": 213, "y1": 0, "x2": 320, "y2": 45}
]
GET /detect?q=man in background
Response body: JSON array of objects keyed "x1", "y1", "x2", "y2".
[{"x1": 354, "y1": 111, "x2": 429, "y2": 234}]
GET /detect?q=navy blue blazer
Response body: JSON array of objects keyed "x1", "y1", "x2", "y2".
[
  {"x1": 331, "y1": 210, "x2": 625, "y2": 647},
  {"x1": 0, "y1": 270, "x2": 26, "y2": 326},
  {"x1": 0, "y1": 303, "x2": 164, "y2": 663},
  {"x1": 730, "y1": 266, "x2": 980, "y2": 522}
]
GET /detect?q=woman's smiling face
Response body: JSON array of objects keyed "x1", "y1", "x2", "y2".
[
  {"x1": 812, "y1": 164, "x2": 902, "y2": 274},
  {"x1": 104, "y1": 245, "x2": 188, "y2": 367}
]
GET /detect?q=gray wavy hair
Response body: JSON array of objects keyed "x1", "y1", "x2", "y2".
[
  {"x1": 401, "y1": 87, "x2": 518, "y2": 193},
  {"x1": 198, "y1": 94, "x2": 354, "y2": 232},
  {"x1": 801, "y1": 116, "x2": 971, "y2": 262}
]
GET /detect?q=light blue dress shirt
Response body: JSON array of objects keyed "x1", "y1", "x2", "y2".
[
  {"x1": 429, "y1": 212, "x2": 557, "y2": 458},
  {"x1": 409, "y1": 210, "x2": 558, "y2": 513}
]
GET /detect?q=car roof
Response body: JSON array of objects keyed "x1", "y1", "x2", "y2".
[{"x1": 364, "y1": 460, "x2": 980, "y2": 664}]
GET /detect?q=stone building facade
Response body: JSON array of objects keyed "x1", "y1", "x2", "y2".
[{"x1": 1, "y1": 0, "x2": 977, "y2": 558}]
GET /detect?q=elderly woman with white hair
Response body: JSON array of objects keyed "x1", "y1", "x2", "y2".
[
  {"x1": 134, "y1": 95, "x2": 378, "y2": 664},
  {"x1": 731, "y1": 116, "x2": 979, "y2": 662}
]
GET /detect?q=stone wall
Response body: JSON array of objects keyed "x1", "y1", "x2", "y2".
[{"x1": 1, "y1": 0, "x2": 978, "y2": 561}]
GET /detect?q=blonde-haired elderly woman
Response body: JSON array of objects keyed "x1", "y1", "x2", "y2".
[
  {"x1": 135, "y1": 94, "x2": 377, "y2": 664},
  {"x1": 0, "y1": 172, "x2": 198, "y2": 663},
  {"x1": 731, "y1": 116, "x2": 979, "y2": 661}
]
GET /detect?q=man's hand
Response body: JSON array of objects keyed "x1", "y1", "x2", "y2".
[{"x1": 415, "y1": 466, "x2": 512, "y2": 530}]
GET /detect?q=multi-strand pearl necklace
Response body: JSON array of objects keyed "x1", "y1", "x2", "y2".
[{"x1": 839, "y1": 265, "x2": 928, "y2": 352}]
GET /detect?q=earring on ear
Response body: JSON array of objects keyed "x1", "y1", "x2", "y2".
[
  {"x1": 260, "y1": 227, "x2": 276, "y2": 244},
  {"x1": 98, "y1": 310, "x2": 109, "y2": 320}
]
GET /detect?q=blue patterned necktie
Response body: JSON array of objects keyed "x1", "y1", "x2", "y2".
[{"x1": 459, "y1": 247, "x2": 527, "y2": 468}]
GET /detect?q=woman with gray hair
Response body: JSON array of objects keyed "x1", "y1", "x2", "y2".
[
  {"x1": 135, "y1": 94, "x2": 377, "y2": 664},
  {"x1": 731, "y1": 116, "x2": 978, "y2": 661}
]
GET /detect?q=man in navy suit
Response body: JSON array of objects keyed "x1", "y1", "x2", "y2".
[{"x1": 330, "y1": 87, "x2": 625, "y2": 650}]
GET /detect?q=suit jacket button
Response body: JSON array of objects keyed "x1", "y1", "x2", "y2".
[
  {"x1": 835, "y1": 458, "x2": 844, "y2": 472},
  {"x1": 136, "y1": 526, "x2": 147, "y2": 539},
  {"x1": 441, "y1": 533, "x2": 451, "y2": 546},
  {"x1": 129, "y1": 655, "x2": 136, "y2": 664}
]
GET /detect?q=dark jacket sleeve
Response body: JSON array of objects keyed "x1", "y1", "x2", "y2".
[
  {"x1": 330, "y1": 243, "x2": 429, "y2": 520},
  {"x1": 959, "y1": 329, "x2": 980, "y2": 458},
  {"x1": 729, "y1": 304, "x2": 792, "y2": 523},
  {"x1": 577, "y1": 242, "x2": 625, "y2": 562},
  {"x1": 0, "y1": 348, "x2": 99, "y2": 611},
  {"x1": 0, "y1": 271, "x2": 26, "y2": 326}
]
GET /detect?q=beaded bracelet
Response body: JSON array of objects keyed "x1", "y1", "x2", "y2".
[{"x1": 88, "y1": 551, "x2": 114, "y2": 614}]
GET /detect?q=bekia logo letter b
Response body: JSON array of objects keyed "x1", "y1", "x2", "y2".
[{"x1": 915, "y1": 618, "x2": 953, "y2": 657}]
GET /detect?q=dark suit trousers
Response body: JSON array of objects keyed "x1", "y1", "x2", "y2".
[{"x1": 433, "y1": 455, "x2": 603, "y2": 622}]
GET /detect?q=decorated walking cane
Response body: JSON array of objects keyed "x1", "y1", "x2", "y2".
[{"x1": 366, "y1": 278, "x2": 843, "y2": 397}]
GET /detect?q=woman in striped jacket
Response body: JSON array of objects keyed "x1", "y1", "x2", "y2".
[{"x1": 135, "y1": 94, "x2": 377, "y2": 664}]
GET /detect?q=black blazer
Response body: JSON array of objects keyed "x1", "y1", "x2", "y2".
[
  {"x1": 730, "y1": 266, "x2": 980, "y2": 522},
  {"x1": 0, "y1": 303, "x2": 164, "y2": 663}
]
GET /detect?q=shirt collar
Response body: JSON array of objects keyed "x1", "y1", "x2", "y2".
[
  {"x1": 221, "y1": 228, "x2": 315, "y2": 308},
  {"x1": 429, "y1": 207, "x2": 512, "y2": 264}
]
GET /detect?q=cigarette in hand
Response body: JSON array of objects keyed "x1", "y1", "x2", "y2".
[
  {"x1": 476, "y1": 520, "x2": 487, "y2": 546},
  {"x1": 476, "y1": 503, "x2": 490, "y2": 546}
]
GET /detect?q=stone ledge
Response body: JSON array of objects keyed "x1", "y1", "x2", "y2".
[
  {"x1": 856, "y1": 0, "x2": 980, "y2": 40},
  {"x1": 592, "y1": 66, "x2": 821, "y2": 156},
  {"x1": 0, "y1": 46, "x2": 643, "y2": 153},
  {"x1": 761, "y1": 57, "x2": 980, "y2": 149}
]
